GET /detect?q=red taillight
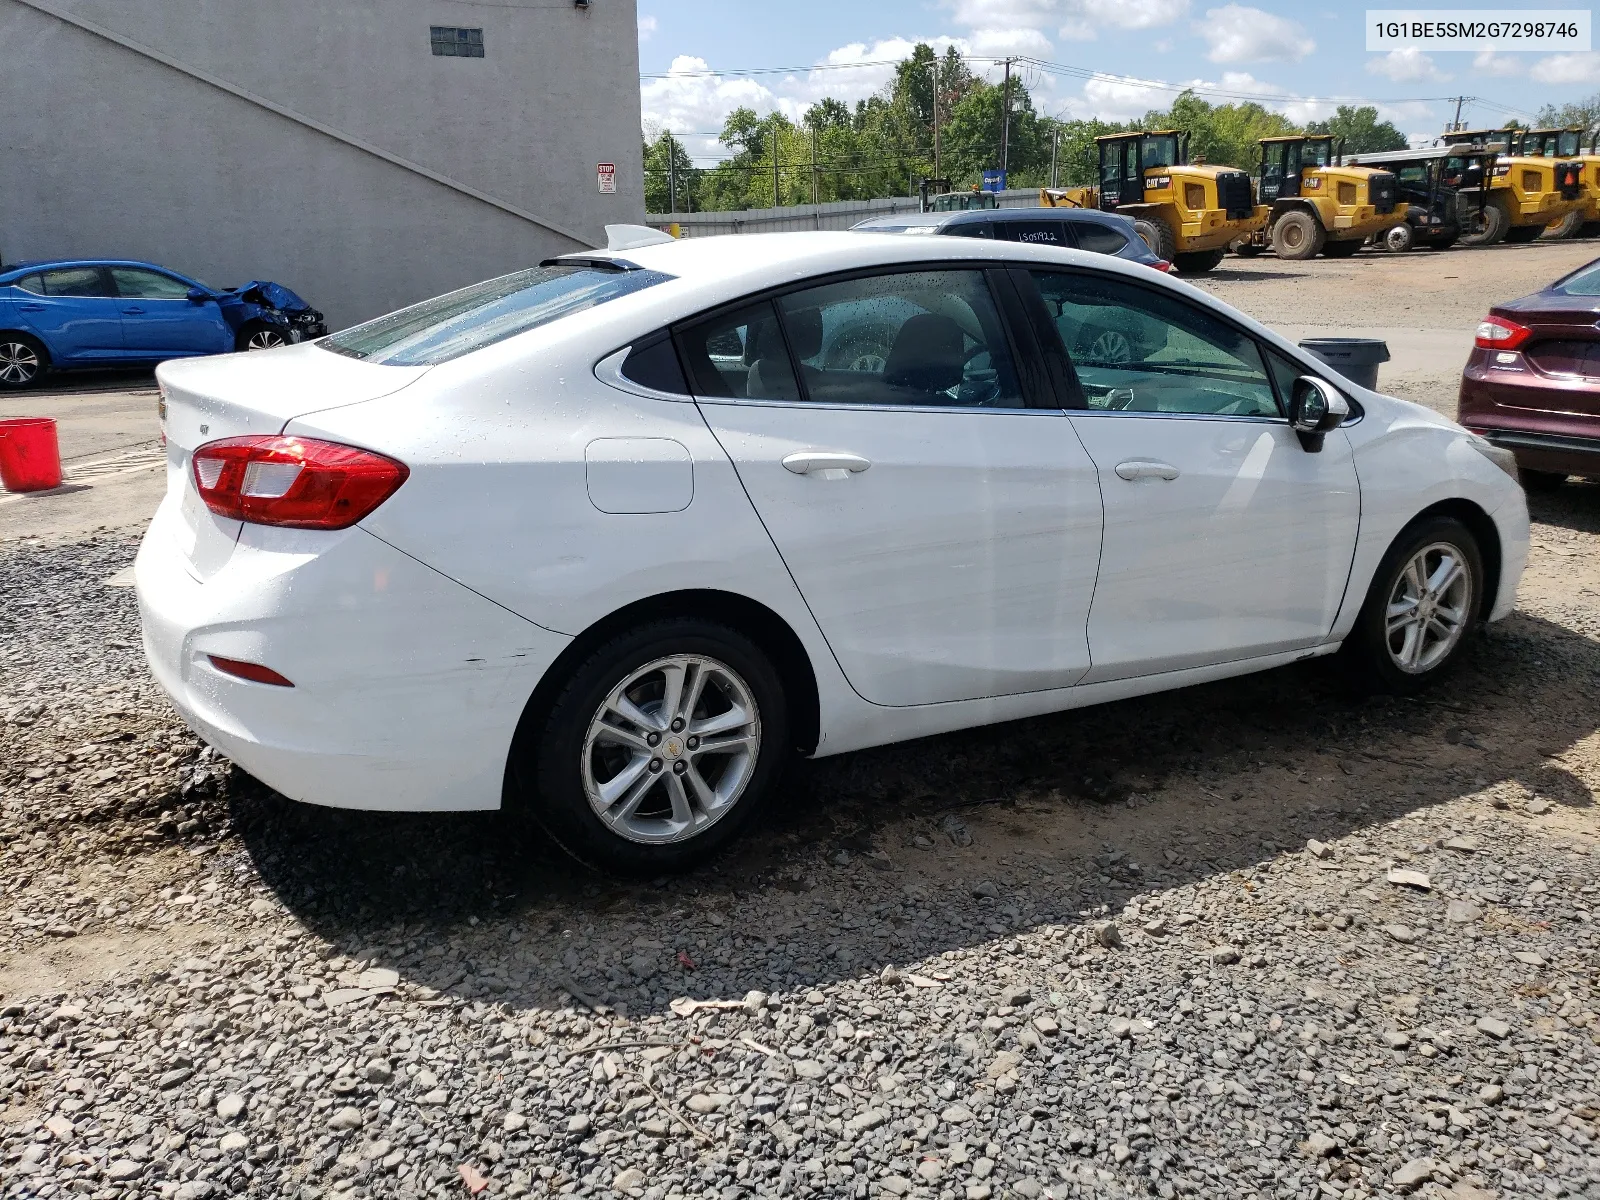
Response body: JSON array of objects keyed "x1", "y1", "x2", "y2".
[
  {"x1": 1149, "y1": 259, "x2": 1175, "y2": 273},
  {"x1": 1474, "y1": 315, "x2": 1532, "y2": 351},
  {"x1": 190, "y1": 435, "x2": 408, "y2": 529},
  {"x1": 207, "y1": 655, "x2": 295, "y2": 687}
]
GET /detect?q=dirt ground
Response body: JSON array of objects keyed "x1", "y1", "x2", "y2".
[{"x1": 2, "y1": 243, "x2": 1600, "y2": 1199}]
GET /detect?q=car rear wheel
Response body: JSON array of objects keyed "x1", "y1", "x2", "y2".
[
  {"x1": 237, "y1": 323, "x2": 288, "y2": 352},
  {"x1": 1461, "y1": 201, "x2": 1509, "y2": 246},
  {"x1": 0, "y1": 334, "x2": 46, "y2": 390},
  {"x1": 1171, "y1": 249, "x2": 1225, "y2": 275},
  {"x1": 1272, "y1": 211, "x2": 1325, "y2": 260},
  {"x1": 1342, "y1": 516, "x2": 1483, "y2": 694},
  {"x1": 515, "y1": 618, "x2": 789, "y2": 874}
]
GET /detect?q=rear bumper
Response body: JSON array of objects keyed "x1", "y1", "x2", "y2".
[
  {"x1": 136, "y1": 497, "x2": 571, "y2": 811},
  {"x1": 1460, "y1": 358, "x2": 1600, "y2": 478}
]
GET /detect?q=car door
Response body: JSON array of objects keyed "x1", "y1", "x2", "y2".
[
  {"x1": 10, "y1": 267, "x2": 124, "y2": 361},
  {"x1": 681, "y1": 267, "x2": 1104, "y2": 707},
  {"x1": 109, "y1": 266, "x2": 231, "y2": 357},
  {"x1": 1025, "y1": 267, "x2": 1360, "y2": 683}
]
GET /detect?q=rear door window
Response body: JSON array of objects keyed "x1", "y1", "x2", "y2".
[
  {"x1": 38, "y1": 267, "x2": 113, "y2": 297},
  {"x1": 995, "y1": 221, "x2": 1075, "y2": 248},
  {"x1": 676, "y1": 302, "x2": 800, "y2": 402},
  {"x1": 1074, "y1": 224, "x2": 1129, "y2": 255}
]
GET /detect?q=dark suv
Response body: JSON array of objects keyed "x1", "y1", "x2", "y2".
[{"x1": 851, "y1": 208, "x2": 1173, "y2": 272}]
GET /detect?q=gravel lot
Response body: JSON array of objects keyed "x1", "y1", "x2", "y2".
[{"x1": 3, "y1": 247, "x2": 1600, "y2": 1200}]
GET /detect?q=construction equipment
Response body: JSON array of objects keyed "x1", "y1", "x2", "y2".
[
  {"x1": 1232, "y1": 135, "x2": 1406, "y2": 260},
  {"x1": 1515, "y1": 128, "x2": 1600, "y2": 238},
  {"x1": 1038, "y1": 130, "x2": 1259, "y2": 275},
  {"x1": 918, "y1": 178, "x2": 999, "y2": 213},
  {"x1": 1447, "y1": 128, "x2": 1584, "y2": 244},
  {"x1": 1344, "y1": 144, "x2": 1496, "y2": 251}
]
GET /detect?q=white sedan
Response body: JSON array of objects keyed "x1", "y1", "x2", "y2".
[{"x1": 136, "y1": 229, "x2": 1529, "y2": 872}]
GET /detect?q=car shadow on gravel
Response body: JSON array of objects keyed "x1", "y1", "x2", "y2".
[
  {"x1": 1526, "y1": 478, "x2": 1600, "y2": 533},
  {"x1": 225, "y1": 606, "x2": 1600, "y2": 1018}
]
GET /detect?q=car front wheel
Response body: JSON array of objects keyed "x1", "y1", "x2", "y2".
[
  {"x1": 1342, "y1": 516, "x2": 1483, "y2": 693},
  {"x1": 516, "y1": 619, "x2": 789, "y2": 874},
  {"x1": 237, "y1": 323, "x2": 288, "y2": 352}
]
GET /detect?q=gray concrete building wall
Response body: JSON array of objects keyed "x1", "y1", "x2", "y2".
[{"x1": 0, "y1": 0, "x2": 644, "y2": 328}]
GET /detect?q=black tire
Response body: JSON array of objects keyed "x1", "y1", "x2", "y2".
[
  {"x1": 1505, "y1": 224, "x2": 1543, "y2": 244},
  {"x1": 1321, "y1": 238, "x2": 1363, "y2": 258},
  {"x1": 1172, "y1": 249, "x2": 1226, "y2": 275},
  {"x1": 1340, "y1": 516, "x2": 1484, "y2": 695},
  {"x1": 1580, "y1": 221, "x2": 1600, "y2": 239},
  {"x1": 1521, "y1": 469, "x2": 1568, "y2": 492},
  {"x1": 236, "y1": 323, "x2": 289, "y2": 352},
  {"x1": 512, "y1": 618, "x2": 790, "y2": 875},
  {"x1": 1272, "y1": 210, "x2": 1324, "y2": 260},
  {"x1": 0, "y1": 333, "x2": 47, "y2": 390},
  {"x1": 1132, "y1": 217, "x2": 1176, "y2": 261},
  {"x1": 1421, "y1": 234, "x2": 1459, "y2": 250},
  {"x1": 1231, "y1": 239, "x2": 1265, "y2": 258},
  {"x1": 1461, "y1": 201, "x2": 1509, "y2": 246},
  {"x1": 1383, "y1": 223, "x2": 1415, "y2": 253},
  {"x1": 1543, "y1": 210, "x2": 1585, "y2": 240}
]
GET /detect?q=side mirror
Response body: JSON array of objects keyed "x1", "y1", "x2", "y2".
[
  {"x1": 187, "y1": 287, "x2": 213, "y2": 304},
  {"x1": 1288, "y1": 376, "x2": 1350, "y2": 452}
]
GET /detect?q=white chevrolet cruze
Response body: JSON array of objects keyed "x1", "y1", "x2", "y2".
[{"x1": 137, "y1": 230, "x2": 1529, "y2": 872}]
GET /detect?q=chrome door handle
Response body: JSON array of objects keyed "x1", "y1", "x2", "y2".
[
  {"x1": 782, "y1": 451, "x2": 872, "y2": 475},
  {"x1": 1114, "y1": 460, "x2": 1180, "y2": 481},
  {"x1": 18, "y1": 304, "x2": 45, "y2": 312}
]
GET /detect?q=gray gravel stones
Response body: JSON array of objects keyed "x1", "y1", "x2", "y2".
[{"x1": 6, "y1": 513, "x2": 1600, "y2": 1200}]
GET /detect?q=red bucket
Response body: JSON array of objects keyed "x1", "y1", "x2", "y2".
[{"x1": 0, "y1": 417, "x2": 64, "y2": 492}]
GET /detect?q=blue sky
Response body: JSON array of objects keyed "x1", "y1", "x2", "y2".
[{"x1": 637, "y1": 1, "x2": 1600, "y2": 164}]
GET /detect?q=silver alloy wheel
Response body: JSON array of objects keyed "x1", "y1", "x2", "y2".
[
  {"x1": 1385, "y1": 541, "x2": 1473, "y2": 674},
  {"x1": 246, "y1": 329, "x2": 287, "y2": 350},
  {"x1": 0, "y1": 341, "x2": 40, "y2": 386},
  {"x1": 582, "y1": 654, "x2": 761, "y2": 844},
  {"x1": 1085, "y1": 330, "x2": 1134, "y2": 364}
]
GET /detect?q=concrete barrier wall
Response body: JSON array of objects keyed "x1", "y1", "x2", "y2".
[{"x1": 647, "y1": 189, "x2": 1046, "y2": 236}]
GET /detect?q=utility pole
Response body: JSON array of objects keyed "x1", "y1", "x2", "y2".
[
  {"x1": 1000, "y1": 57, "x2": 1014, "y2": 181},
  {"x1": 1050, "y1": 128, "x2": 1059, "y2": 188},
  {"x1": 811, "y1": 124, "x2": 819, "y2": 205},
  {"x1": 1449, "y1": 96, "x2": 1466, "y2": 132},
  {"x1": 666, "y1": 130, "x2": 677, "y2": 213},
  {"x1": 932, "y1": 57, "x2": 941, "y2": 180},
  {"x1": 773, "y1": 118, "x2": 781, "y2": 207}
]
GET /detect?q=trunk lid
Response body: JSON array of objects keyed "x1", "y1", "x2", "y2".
[
  {"x1": 156, "y1": 343, "x2": 428, "y2": 579},
  {"x1": 1491, "y1": 299, "x2": 1600, "y2": 415}
]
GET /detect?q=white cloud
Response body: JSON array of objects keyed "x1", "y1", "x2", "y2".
[
  {"x1": 946, "y1": 0, "x2": 1187, "y2": 44},
  {"x1": 639, "y1": 55, "x2": 782, "y2": 161},
  {"x1": 1472, "y1": 50, "x2": 1522, "y2": 77},
  {"x1": 1537, "y1": 53, "x2": 1600, "y2": 84},
  {"x1": 1366, "y1": 49, "x2": 1449, "y2": 83},
  {"x1": 1195, "y1": 4, "x2": 1314, "y2": 63},
  {"x1": 1084, "y1": 0, "x2": 1190, "y2": 30},
  {"x1": 637, "y1": 15, "x2": 657, "y2": 41}
]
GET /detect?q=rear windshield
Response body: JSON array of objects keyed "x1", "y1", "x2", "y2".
[
  {"x1": 320, "y1": 263, "x2": 674, "y2": 366},
  {"x1": 1553, "y1": 260, "x2": 1600, "y2": 297}
]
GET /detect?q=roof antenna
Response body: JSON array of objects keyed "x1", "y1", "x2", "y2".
[{"x1": 605, "y1": 224, "x2": 676, "y2": 251}]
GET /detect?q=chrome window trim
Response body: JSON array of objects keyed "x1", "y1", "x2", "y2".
[
  {"x1": 691, "y1": 396, "x2": 1063, "y2": 417},
  {"x1": 593, "y1": 345, "x2": 694, "y2": 404}
]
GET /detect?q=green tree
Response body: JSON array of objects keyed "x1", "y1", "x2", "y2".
[
  {"x1": 1306, "y1": 105, "x2": 1409, "y2": 154},
  {"x1": 1134, "y1": 91, "x2": 1296, "y2": 170},
  {"x1": 642, "y1": 130, "x2": 696, "y2": 213},
  {"x1": 944, "y1": 78, "x2": 1048, "y2": 187},
  {"x1": 1536, "y1": 93, "x2": 1600, "y2": 131}
]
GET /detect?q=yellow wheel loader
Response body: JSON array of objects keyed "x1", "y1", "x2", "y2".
[
  {"x1": 1038, "y1": 130, "x2": 1262, "y2": 275},
  {"x1": 1232, "y1": 136, "x2": 1407, "y2": 260},
  {"x1": 1449, "y1": 128, "x2": 1584, "y2": 245},
  {"x1": 1515, "y1": 128, "x2": 1600, "y2": 239}
]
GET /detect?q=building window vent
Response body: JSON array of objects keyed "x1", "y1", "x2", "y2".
[{"x1": 431, "y1": 27, "x2": 484, "y2": 57}]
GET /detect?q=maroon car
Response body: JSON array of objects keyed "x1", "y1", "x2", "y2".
[{"x1": 1459, "y1": 256, "x2": 1600, "y2": 488}]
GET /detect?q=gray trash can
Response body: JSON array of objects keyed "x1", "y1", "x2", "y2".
[{"x1": 1297, "y1": 337, "x2": 1391, "y2": 392}]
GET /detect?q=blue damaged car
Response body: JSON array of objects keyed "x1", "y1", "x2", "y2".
[{"x1": 0, "y1": 258, "x2": 326, "y2": 389}]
